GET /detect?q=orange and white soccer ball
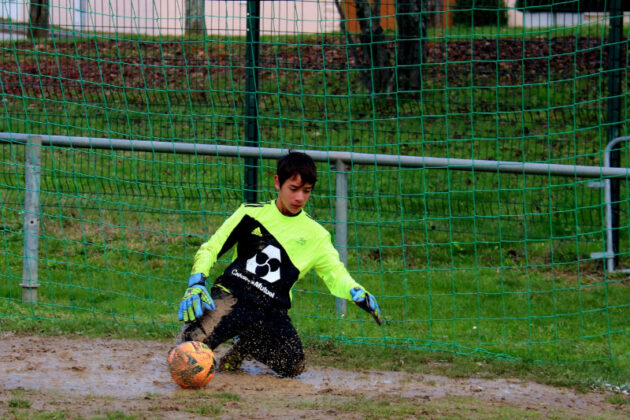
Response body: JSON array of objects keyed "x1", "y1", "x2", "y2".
[{"x1": 167, "y1": 341, "x2": 217, "y2": 388}]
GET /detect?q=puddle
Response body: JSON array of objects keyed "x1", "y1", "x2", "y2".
[
  {"x1": 0, "y1": 332, "x2": 622, "y2": 415},
  {"x1": 1, "y1": 334, "x2": 432, "y2": 399}
]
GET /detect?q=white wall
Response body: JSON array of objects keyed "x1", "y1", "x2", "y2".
[
  {"x1": 505, "y1": 0, "x2": 630, "y2": 28},
  {"x1": 7, "y1": 1, "x2": 627, "y2": 35},
  {"x1": 0, "y1": 0, "x2": 26, "y2": 22},
  {"x1": 4, "y1": 1, "x2": 343, "y2": 36},
  {"x1": 205, "y1": 1, "x2": 340, "y2": 36}
]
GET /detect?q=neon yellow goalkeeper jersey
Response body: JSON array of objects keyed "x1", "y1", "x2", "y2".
[{"x1": 191, "y1": 200, "x2": 363, "y2": 310}]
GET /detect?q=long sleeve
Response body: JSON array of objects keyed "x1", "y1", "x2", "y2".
[
  {"x1": 191, "y1": 205, "x2": 247, "y2": 276},
  {"x1": 312, "y1": 232, "x2": 363, "y2": 300}
]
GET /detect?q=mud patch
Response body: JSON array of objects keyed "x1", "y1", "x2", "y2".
[{"x1": 0, "y1": 332, "x2": 627, "y2": 419}]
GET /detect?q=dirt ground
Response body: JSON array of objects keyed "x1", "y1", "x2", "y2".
[{"x1": 0, "y1": 332, "x2": 628, "y2": 419}]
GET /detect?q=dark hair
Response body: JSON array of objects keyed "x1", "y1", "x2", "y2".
[{"x1": 277, "y1": 151, "x2": 317, "y2": 187}]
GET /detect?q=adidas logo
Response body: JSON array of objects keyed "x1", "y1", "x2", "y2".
[{"x1": 252, "y1": 227, "x2": 262, "y2": 237}]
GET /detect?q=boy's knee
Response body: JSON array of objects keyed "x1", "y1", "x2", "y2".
[
  {"x1": 287, "y1": 357, "x2": 306, "y2": 377},
  {"x1": 272, "y1": 353, "x2": 305, "y2": 378}
]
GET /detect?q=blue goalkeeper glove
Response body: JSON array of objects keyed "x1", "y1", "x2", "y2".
[
  {"x1": 178, "y1": 273, "x2": 215, "y2": 322},
  {"x1": 350, "y1": 287, "x2": 383, "y2": 326}
]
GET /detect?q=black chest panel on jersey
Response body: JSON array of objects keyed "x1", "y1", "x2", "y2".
[{"x1": 215, "y1": 214, "x2": 300, "y2": 310}]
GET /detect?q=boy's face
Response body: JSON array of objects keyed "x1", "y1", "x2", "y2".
[{"x1": 274, "y1": 174, "x2": 313, "y2": 216}]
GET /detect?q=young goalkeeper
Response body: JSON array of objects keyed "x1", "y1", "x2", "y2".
[{"x1": 176, "y1": 151, "x2": 382, "y2": 377}]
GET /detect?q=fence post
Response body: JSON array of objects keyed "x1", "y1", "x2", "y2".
[
  {"x1": 244, "y1": 0, "x2": 260, "y2": 203},
  {"x1": 607, "y1": 0, "x2": 623, "y2": 266},
  {"x1": 21, "y1": 135, "x2": 42, "y2": 302},
  {"x1": 74, "y1": 0, "x2": 88, "y2": 31},
  {"x1": 334, "y1": 159, "x2": 349, "y2": 317}
]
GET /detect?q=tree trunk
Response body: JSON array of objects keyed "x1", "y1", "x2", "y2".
[
  {"x1": 29, "y1": 0, "x2": 50, "y2": 39},
  {"x1": 185, "y1": 0, "x2": 206, "y2": 36},
  {"x1": 395, "y1": 0, "x2": 426, "y2": 93},
  {"x1": 353, "y1": 0, "x2": 392, "y2": 93}
]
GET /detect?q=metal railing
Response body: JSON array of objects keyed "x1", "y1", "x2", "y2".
[
  {"x1": 589, "y1": 136, "x2": 630, "y2": 273},
  {"x1": 3, "y1": 133, "x2": 629, "y2": 307}
]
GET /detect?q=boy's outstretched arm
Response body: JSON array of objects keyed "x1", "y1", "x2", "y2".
[
  {"x1": 313, "y1": 233, "x2": 383, "y2": 326},
  {"x1": 178, "y1": 205, "x2": 248, "y2": 322}
]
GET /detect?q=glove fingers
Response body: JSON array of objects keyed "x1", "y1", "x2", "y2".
[
  {"x1": 177, "y1": 302, "x2": 185, "y2": 321},
  {"x1": 183, "y1": 299, "x2": 194, "y2": 322},
  {"x1": 186, "y1": 303, "x2": 195, "y2": 323},
  {"x1": 202, "y1": 292, "x2": 216, "y2": 310},
  {"x1": 178, "y1": 285, "x2": 215, "y2": 323},
  {"x1": 372, "y1": 311, "x2": 383, "y2": 326},
  {"x1": 367, "y1": 295, "x2": 379, "y2": 312},
  {"x1": 366, "y1": 294, "x2": 382, "y2": 325},
  {"x1": 192, "y1": 295, "x2": 203, "y2": 318},
  {"x1": 198, "y1": 287, "x2": 215, "y2": 311}
]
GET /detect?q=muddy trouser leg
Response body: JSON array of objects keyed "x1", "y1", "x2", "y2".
[
  {"x1": 177, "y1": 288, "x2": 304, "y2": 377},
  {"x1": 176, "y1": 288, "x2": 241, "y2": 349},
  {"x1": 238, "y1": 309, "x2": 305, "y2": 378}
]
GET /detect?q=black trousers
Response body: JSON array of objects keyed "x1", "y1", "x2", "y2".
[{"x1": 178, "y1": 287, "x2": 305, "y2": 377}]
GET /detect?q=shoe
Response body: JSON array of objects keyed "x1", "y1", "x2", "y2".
[{"x1": 218, "y1": 344, "x2": 245, "y2": 372}]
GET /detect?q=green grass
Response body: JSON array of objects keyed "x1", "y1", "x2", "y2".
[
  {"x1": 91, "y1": 412, "x2": 137, "y2": 420},
  {"x1": 296, "y1": 394, "x2": 428, "y2": 419},
  {"x1": 8, "y1": 398, "x2": 31, "y2": 409},
  {"x1": 186, "y1": 403, "x2": 222, "y2": 417},
  {"x1": 294, "y1": 393, "x2": 576, "y2": 419},
  {"x1": 2, "y1": 200, "x2": 627, "y2": 369}
]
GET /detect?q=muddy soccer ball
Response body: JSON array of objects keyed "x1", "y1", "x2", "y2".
[{"x1": 168, "y1": 341, "x2": 217, "y2": 388}]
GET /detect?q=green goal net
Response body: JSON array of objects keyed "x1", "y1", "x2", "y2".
[{"x1": 0, "y1": 0, "x2": 628, "y2": 369}]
